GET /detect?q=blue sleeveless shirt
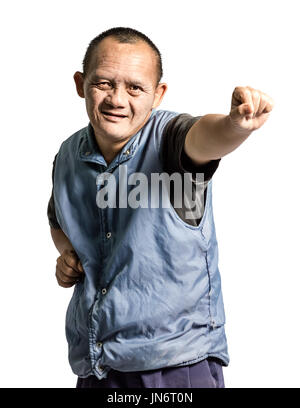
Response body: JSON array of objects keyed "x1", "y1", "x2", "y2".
[{"x1": 53, "y1": 109, "x2": 229, "y2": 380}]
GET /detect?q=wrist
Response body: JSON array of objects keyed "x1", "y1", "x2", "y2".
[{"x1": 225, "y1": 114, "x2": 252, "y2": 138}]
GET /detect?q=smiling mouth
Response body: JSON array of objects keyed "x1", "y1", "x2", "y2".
[{"x1": 102, "y1": 111, "x2": 127, "y2": 118}]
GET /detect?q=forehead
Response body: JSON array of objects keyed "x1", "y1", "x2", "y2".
[{"x1": 88, "y1": 37, "x2": 157, "y2": 84}]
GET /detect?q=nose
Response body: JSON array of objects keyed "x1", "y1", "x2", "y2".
[{"x1": 104, "y1": 86, "x2": 127, "y2": 108}]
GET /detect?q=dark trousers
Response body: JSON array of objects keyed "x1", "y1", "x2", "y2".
[{"x1": 76, "y1": 357, "x2": 225, "y2": 388}]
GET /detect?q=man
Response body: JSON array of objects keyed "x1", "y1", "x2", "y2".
[{"x1": 47, "y1": 27, "x2": 274, "y2": 388}]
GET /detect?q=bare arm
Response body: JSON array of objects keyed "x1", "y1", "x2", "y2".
[
  {"x1": 184, "y1": 86, "x2": 274, "y2": 165},
  {"x1": 184, "y1": 114, "x2": 251, "y2": 164},
  {"x1": 50, "y1": 227, "x2": 75, "y2": 255}
]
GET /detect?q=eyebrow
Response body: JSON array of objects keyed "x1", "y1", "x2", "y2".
[{"x1": 90, "y1": 75, "x2": 148, "y2": 88}]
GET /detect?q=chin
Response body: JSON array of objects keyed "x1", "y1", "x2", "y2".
[
  {"x1": 93, "y1": 121, "x2": 126, "y2": 136},
  {"x1": 102, "y1": 127, "x2": 131, "y2": 141}
]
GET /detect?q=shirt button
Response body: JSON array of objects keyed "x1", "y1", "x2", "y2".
[
  {"x1": 101, "y1": 288, "x2": 107, "y2": 295},
  {"x1": 106, "y1": 232, "x2": 112, "y2": 239},
  {"x1": 96, "y1": 342, "x2": 102, "y2": 348},
  {"x1": 125, "y1": 149, "x2": 130, "y2": 155},
  {"x1": 85, "y1": 151, "x2": 91, "y2": 156},
  {"x1": 98, "y1": 364, "x2": 104, "y2": 371}
]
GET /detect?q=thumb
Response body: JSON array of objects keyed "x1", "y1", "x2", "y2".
[
  {"x1": 77, "y1": 260, "x2": 84, "y2": 273},
  {"x1": 231, "y1": 103, "x2": 254, "y2": 121}
]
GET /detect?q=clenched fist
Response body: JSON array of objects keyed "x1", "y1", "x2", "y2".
[
  {"x1": 55, "y1": 249, "x2": 85, "y2": 288},
  {"x1": 229, "y1": 86, "x2": 275, "y2": 133}
]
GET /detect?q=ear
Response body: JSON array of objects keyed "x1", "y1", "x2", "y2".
[
  {"x1": 73, "y1": 71, "x2": 85, "y2": 98},
  {"x1": 152, "y1": 83, "x2": 168, "y2": 109}
]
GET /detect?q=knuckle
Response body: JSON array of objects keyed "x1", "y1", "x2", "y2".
[
  {"x1": 252, "y1": 90, "x2": 260, "y2": 99},
  {"x1": 61, "y1": 264, "x2": 71, "y2": 276},
  {"x1": 61, "y1": 259, "x2": 75, "y2": 276},
  {"x1": 65, "y1": 254, "x2": 77, "y2": 268},
  {"x1": 60, "y1": 282, "x2": 71, "y2": 288},
  {"x1": 69, "y1": 257, "x2": 77, "y2": 268},
  {"x1": 234, "y1": 86, "x2": 243, "y2": 94},
  {"x1": 56, "y1": 274, "x2": 74, "y2": 288},
  {"x1": 61, "y1": 272, "x2": 73, "y2": 283},
  {"x1": 65, "y1": 266, "x2": 77, "y2": 278},
  {"x1": 55, "y1": 273, "x2": 63, "y2": 287},
  {"x1": 266, "y1": 94, "x2": 273, "y2": 104},
  {"x1": 55, "y1": 267, "x2": 61, "y2": 279},
  {"x1": 56, "y1": 266, "x2": 72, "y2": 283}
]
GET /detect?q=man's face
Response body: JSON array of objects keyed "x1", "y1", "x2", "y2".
[{"x1": 74, "y1": 37, "x2": 167, "y2": 144}]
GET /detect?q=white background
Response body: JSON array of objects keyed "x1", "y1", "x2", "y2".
[{"x1": 0, "y1": 0, "x2": 299, "y2": 388}]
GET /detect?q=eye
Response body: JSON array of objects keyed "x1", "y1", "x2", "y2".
[
  {"x1": 95, "y1": 81, "x2": 112, "y2": 90},
  {"x1": 129, "y1": 85, "x2": 142, "y2": 94}
]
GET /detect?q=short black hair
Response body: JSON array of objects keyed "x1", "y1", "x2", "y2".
[{"x1": 82, "y1": 27, "x2": 163, "y2": 85}]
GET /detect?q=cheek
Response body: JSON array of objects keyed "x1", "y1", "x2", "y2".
[
  {"x1": 131, "y1": 98, "x2": 154, "y2": 119},
  {"x1": 86, "y1": 89, "x2": 103, "y2": 109}
]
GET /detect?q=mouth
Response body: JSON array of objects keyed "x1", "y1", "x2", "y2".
[{"x1": 101, "y1": 111, "x2": 127, "y2": 118}]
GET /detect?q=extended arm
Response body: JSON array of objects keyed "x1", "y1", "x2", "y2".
[{"x1": 184, "y1": 86, "x2": 274, "y2": 165}]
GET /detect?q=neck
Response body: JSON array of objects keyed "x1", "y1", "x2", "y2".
[{"x1": 94, "y1": 135, "x2": 131, "y2": 165}]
